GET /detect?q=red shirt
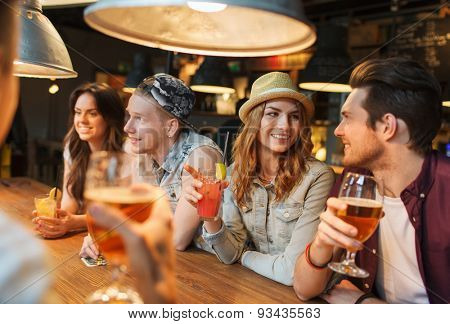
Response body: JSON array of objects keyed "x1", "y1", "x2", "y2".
[{"x1": 330, "y1": 151, "x2": 450, "y2": 303}]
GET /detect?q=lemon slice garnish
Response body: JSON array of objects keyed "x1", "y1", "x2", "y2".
[
  {"x1": 215, "y1": 163, "x2": 227, "y2": 180},
  {"x1": 49, "y1": 187, "x2": 62, "y2": 200}
]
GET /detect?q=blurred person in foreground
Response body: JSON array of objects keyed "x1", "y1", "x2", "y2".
[
  {"x1": 293, "y1": 58, "x2": 449, "y2": 304},
  {"x1": 0, "y1": 0, "x2": 174, "y2": 303}
]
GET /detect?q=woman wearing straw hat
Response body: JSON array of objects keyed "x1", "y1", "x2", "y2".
[{"x1": 184, "y1": 72, "x2": 335, "y2": 285}]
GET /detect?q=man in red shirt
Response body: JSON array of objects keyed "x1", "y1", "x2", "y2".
[{"x1": 293, "y1": 57, "x2": 449, "y2": 304}]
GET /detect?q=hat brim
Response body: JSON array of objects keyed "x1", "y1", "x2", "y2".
[
  {"x1": 163, "y1": 109, "x2": 197, "y2": 131},
  {"x1": 239, "y1": 90, "x2": 314, "y2": 123}
]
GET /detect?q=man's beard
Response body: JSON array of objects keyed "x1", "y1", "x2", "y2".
[{"x1": 342, "y1": 135, "x2": 384, "y2": 169}]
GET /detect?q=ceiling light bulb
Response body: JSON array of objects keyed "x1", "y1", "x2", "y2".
[
  {"x1": 187, "y1": 1, "x2": 227, "y2": 13},
  {"x1": 49, "y1": 84, "x2": 59, "y2": 94}
]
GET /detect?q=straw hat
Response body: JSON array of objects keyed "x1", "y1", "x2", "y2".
[{"x1": 239, "y1": 72, "x2": 314, "y2": 123}]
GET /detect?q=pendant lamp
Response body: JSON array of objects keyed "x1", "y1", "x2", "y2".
[
  {"x1": 84, "y1": 0, "x2": 316, "y2": 57},
  {"x1": 191, "y1": 57, "x2": 235, "y2": 94},
  {"x1": 299, "y1": 24, "x2": 352, "y2": 93},
  {"x1": 42, "y1": 0, "x2": 96, "y2": 7},
  {"x1": 14, "y1": 0, "x2": 78, "y2": 79},
  {"x1": 443, "y1": 86, "x2": 450, "y2": 108}
]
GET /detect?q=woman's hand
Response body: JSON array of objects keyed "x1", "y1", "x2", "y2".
[
  {"x1": 183, "y1": 179, "x2": 204, "y2": 208},
  {"x1": 183, "y1": 178, "x2": 229, "y2": 210},
  {"x1": 32, "y1": 209, "x2": 74, "y2": 238}
]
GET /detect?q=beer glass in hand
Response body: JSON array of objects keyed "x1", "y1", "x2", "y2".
[
  {"x1": 84, "y1": 151, "x2": 157, "y2": 303},
  {"x1": 328, "y1": 172, "x2": 383, "y2": 278}
]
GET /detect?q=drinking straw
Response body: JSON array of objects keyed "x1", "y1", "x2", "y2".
[
  {"x1": 222, "y1": 131, "x2": 230, "y2": 165},
  {"x1": 53, "y1": 165, "x2": 61, "y2": 200}
]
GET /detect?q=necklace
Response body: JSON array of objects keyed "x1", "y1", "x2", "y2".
[{"x1": 258, "y1": 174, "x2": 275, "y2": 185}]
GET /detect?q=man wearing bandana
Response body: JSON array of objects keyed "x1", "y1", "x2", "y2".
[{"x1": 80, "y1": 74, "x2": 222, "y2": 255}]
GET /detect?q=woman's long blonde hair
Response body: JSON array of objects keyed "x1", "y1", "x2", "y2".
[{"x1": 231, "y1": 101, "x2": 313, "y2": 208}]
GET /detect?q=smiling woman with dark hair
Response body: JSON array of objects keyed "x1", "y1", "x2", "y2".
[{"x1": 32, "y1": 83, "x2": 126, "y2": 238}]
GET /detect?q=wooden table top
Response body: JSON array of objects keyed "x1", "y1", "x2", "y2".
[{"x1": 0, "y1": 177, "x2": 319, "y2": 304}]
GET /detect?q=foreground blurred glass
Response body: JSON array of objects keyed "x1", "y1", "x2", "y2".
[
  {"x1": 328, "y1": 172, "x2": 384, "y2": 278},
  {"x1": 84, "y1": 151, "x2": 157, "y2": 303}
]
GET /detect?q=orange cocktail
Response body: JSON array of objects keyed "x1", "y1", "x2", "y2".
[{"x1": 197, "y1": 176, "x2": 222, "y2": 221}]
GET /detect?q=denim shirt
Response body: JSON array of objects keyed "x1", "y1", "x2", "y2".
[
  {"x1": 133, "y1": 129, "x2": 222, "y2": 212},
  {"x1": 133, "y1": 129, "x2": 222, "y2": 251},
  {"x1": 202, "y1": 158, "x2": 335, "y2": 285}
]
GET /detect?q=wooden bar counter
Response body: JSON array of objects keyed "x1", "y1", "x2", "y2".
[{"x1": 0, "y1": 178, "x2": 321, "y2": 304}]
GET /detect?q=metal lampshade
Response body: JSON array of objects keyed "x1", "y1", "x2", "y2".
[
  {"x1": 191, "y1": 57, "x2": 235, "y2": 94},
  {"x1": 14, "y1": 0, "x2": 77, "y2": 79},
  {"x1": 42, "y1": 0, "x2": 96, "y2": 7},
  {"x1": 299, "y1": 24, "x2": 352, "y2": 93},
  {"x1": 84, "y1": 0, "x2": 316, "y2": 57},
  {"x1": 123, "y1": 53, "x2": 153, "y2": 93}
]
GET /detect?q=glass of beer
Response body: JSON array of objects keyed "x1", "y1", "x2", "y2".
[
  {"x1": 328, "y1": 172, "x2": 383, "y2": 278},
  {"x1": 84, "y1": 151, "x2": 157, "y2": 303}
]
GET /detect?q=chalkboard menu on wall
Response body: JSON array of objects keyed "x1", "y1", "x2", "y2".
[{"x1": 387, "y1": 17, "x2": 449, "y2": 81}]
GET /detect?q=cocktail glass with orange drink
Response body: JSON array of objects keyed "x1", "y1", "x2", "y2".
[
  {"x1": 185, "y1": 163, "x2": 227, "y2": 222},
  {"x1": 197, "y1": 171, "x2": 222, "y2": 221},
  {"x1": 34, "y1": 194, "x2": 57, "y2": 218},
  {"x1": 34, "y1": 187, "x2": 61, "y2": 220}
]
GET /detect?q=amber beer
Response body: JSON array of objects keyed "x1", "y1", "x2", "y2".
[
  {"x1": 337, "y1": 197, "x2": 383, "y2": 243},
  {"x1": 85, "y1": 185, "x2": 156, "y2": 266}
]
